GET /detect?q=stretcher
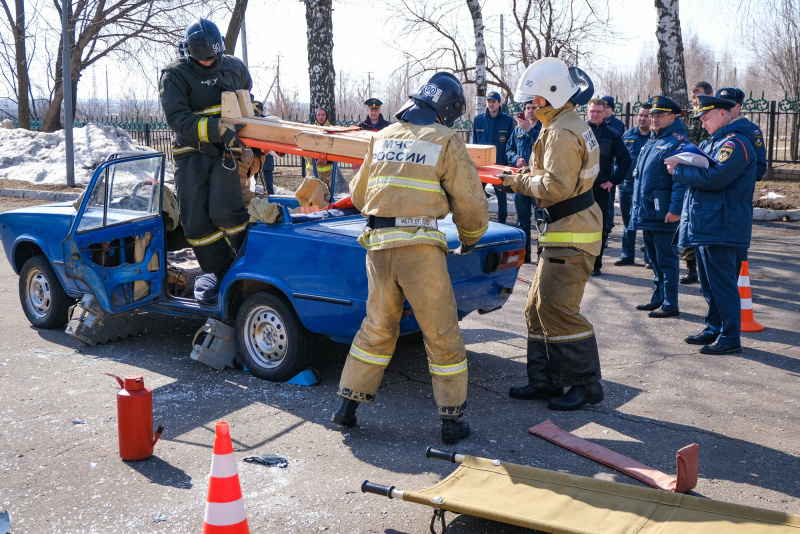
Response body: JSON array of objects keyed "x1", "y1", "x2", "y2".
[{"x1": 362, "y1": 447, "x2": 800, "y2": 534}]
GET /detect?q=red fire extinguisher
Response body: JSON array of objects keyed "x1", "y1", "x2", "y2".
[{"x1": 105, "y1": 373, "x2": 164, "y2": 461}]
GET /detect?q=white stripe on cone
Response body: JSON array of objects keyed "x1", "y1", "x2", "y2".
[
  {"x1": 740, "y1": 298, "x2": 753, "y2": 310},
  {"x1": 210, "y1": 452, "x2": 239, "y2": 478},
  {"x1": 738, "y1": 275, "x2": 750, "y2": 286},
  {"x1": 204, "y1": 499, "x2": 248, "y2": 526}
]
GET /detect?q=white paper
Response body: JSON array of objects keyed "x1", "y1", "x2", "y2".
[{"x1": 664, "y1": 152, "x2": 710, "y2": 169}]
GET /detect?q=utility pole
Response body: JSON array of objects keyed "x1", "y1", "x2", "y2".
[
  {"x1": 715, "y1": 62, "x2": 720, "y2": 91},
  {"x1": 500, "y1": 15, "x2": 505, "y2": 91},
  {"x1": 366, "y1": 71, "x2": 373, "y2": 97},
  {"x1": 105, "y1": 66, "x2": 109, "y2": 116},
  {"x1": 240, "y1": 15, "x2": 249, "y2": 67},
  {"x1": 62, "y1": 0, "x2": 74, "y2": 186}
]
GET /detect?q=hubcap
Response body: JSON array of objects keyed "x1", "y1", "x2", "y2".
[
  {"x1": 244, "y1": 305, "x2": 288, "y2": 369},
  {"x1": 26, "y1": 268, "x2": 52, "y2": 319}
]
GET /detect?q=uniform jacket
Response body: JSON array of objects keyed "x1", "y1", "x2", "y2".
[
  {"x1": 509, "y1": 103, "x2": 603, "y2": 256},
  {"x1": 350, "y1": 121, "x2": 489, "y2": 253},
  {"x1": 621, "y1": 126, "x2": 652, "y2": 187},
  {"x1": 631, "y1": 119, "x2": 689, "y2": 232},
  {"x1": 604, "y1": 115, "x2": 626, "y2": 136},
  {"x1": 673, "y1": 120, "x2": 757, "y2": 248},
  {"x1": 588, "y1": 121, "x2": 631, "y2": 187},
  {"x1": 684, "y1": 115, "x2": 709, "y2": 146},
  {"x1": 505, "y1": 121, "x2": 542, "y2": 166},
  {"x1": 159, "y1": 55, "x2": 252, "y2": 157},
  {"x1": 733, "y1": 116, "x2": 766, "y2": 181},
  {"x1": 357, "y1": 114, "x2": 392, "y2": 132},
  {"x1": 472, "y1": 110, "x2": 516, "y2": 165}
]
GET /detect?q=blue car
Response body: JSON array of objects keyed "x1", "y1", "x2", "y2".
[{"x1": 0, "y1": 152, "x2": 525, "y2": 381}]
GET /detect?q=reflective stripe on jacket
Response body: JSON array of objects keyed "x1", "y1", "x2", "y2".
[
  {"x1": 350, "y1": 122, "x2": 489, "y2": 253},
  {"x1": 510, "y1": 103, "x2": 603, "y2": 256}
]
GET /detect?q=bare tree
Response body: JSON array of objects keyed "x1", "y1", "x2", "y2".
[
  {"x1": 465, "y1": 0, "x2": 486, "y2": 116},
  {"x1": 38, "y1": 0, "x2": 230, "y2": 132},
  {"x1": 223, "y1": 0, "x2": 248, "y2": 55},
  {"x1": 654, "y1": 0, "x2": 689, "y2": 108},
  {"x1": 304, "y1": 0, "x2": 336, "y2": 124},
  {"x1": 745, "y1": 0, "x2": 800, "y2": 98},
  {"x1": 0, "y1": 0, "x2": 33, "y2": 128}
]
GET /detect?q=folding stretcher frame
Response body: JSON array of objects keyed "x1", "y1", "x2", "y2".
[{"x1": 362, "y1": 448, "x2": 800, "y2": 534}]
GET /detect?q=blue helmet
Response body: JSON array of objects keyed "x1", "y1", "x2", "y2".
[
  {"x1": 396, "y1": 72, "x2": 466, "y2": 127},
  {"x1": 184, "y1": 19, "x2": 225, "y2": 62}
]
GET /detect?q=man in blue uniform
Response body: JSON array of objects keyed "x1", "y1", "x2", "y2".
[
  {"x1": 159, "y1": 19, "x2": 252, "y2": 304},
  {"x1": 473, "y1": 91, "x2": 515, "y2": 224},
  {"x1": 615, "y1": 104, "x2": 652, "y2": 266},
  {"x1": 586, "y1": 98, "x2": 631, "y2": 276},
  {"x1": 631, "y1": 95, "x2": 688, "y2": 318},
  {"x1": 715, "y1": 87, "x2": 767, "y2": 276},
  {"x1": 357, "y1": 98, "x2": 392, "y2": 132},
  {"x1": 506, "y1": 100, "x2": 542, "y2": 262},
  {"x1": 668, "y1": 95, "x2": 758, "y2": 354}
]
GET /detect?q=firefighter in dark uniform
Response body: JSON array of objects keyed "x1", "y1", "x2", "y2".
[
  {"x1": 503, "y1": 58, "x2": 605, "y2": 411},
  {"x1": 668, "y1": 94, "x2": 758, "y2": 354},
  {"x1": 159, "y1": 19, "x2": 252, "y2": 304}
]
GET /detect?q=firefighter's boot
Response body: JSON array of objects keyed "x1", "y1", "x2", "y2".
[
  {"x1": 331, "y1": 397, "x2": 359, "y2": 428},
  {"x1": 680, "y1": 259, "x2": 698, "y2": 284},
  {"x1": 441, "y1": 418, "x2": 470, "y2": 445}
]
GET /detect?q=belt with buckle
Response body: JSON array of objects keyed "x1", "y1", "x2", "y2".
[{"x1": 367, "y1": 215, "x2": 438, "y2": 230}]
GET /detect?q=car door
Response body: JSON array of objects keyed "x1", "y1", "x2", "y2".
[{"x1": 62, "y1": 152, "x2": 166, "y2": 315}]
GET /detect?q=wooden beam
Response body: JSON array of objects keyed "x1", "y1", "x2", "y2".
[
  {"x1": 224, "y1": 115, "x2": 497, "y2": 167},
  {"x1": 221, "y1": 92, "x2": 242, "y2": 119}
]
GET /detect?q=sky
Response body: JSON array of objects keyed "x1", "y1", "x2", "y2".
[{"x1": 93, "y1": 0, "x2": 748, "y2": 107}]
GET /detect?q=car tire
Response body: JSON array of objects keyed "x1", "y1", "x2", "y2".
[
  {"x1": 236, "y1": 291, "x2": 312, "y2": 382},
  {"x1": 19, "y1": 255, "x2": 74, "y2": 329}
]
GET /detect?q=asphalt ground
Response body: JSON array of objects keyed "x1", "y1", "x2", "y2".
[{"x1": 0, "y1": 195, "x2": 798, "y2": 533}]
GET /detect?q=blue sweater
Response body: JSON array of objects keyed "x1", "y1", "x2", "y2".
[{"x1": 505, "y1": 121, "x2": 542, "y2": 166}]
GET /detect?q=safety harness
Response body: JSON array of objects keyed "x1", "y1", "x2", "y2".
[{"x1": 532, "y1": 188, "x2": 594, "y2": 235}]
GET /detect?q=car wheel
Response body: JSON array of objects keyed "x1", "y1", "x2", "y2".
[
  {"x1": 236, "y1": 291, "x2": 312, "y2": 382},
  {"x1": 19, "y1": 255, "x2": 74, "y2": 329}
]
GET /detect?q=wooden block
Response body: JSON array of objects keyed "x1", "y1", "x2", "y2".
[
  {"x1": 235, "y1": 89, "x2": 254, "y2": 118},
  {"x1": 221, "y1": 92, "x2": 242, "y2": 119},
  {"x1": 465, "y1": 144, "x2": 496, "y2": 167}
]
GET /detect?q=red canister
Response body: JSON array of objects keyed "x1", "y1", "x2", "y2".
[{"x1": 105, "y1": 373, "x2": 164, "y2": 460}]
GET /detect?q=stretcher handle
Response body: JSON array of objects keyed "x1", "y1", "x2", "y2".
[
  {"x1": 361, "y1": 480, "x2": 400, "y2": 499},
  {"x1": 426, "y1": 447, "x2": 460, "y2": 463}
]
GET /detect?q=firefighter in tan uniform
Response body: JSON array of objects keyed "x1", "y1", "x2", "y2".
[
  {"x1": 331, "y1": 72, "x2": 489, "y2": 445},
  {"x1": 503, "y1": 58, "x2": 605, "y2": 411}
]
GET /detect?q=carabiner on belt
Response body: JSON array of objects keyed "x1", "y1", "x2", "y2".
[{"x1": 533, "y1": 206, "x2": 551, "y2": 236}]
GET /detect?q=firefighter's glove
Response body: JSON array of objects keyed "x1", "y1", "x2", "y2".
[
  {"x1": 497, "y1": 173, "x2": 517, "y2": 194},
  {"x1": 454, "y1": 242, "x2": 476, "y2": 256},
  {"x1": 219, "y1": 122, "x2": 246, "y2": 148}
]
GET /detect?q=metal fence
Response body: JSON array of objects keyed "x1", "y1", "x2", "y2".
[{"x1": 16, "y1": 95, "x2": 800, "y2": 171}]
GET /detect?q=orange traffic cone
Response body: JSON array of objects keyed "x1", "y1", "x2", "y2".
[
  {"x1": 203, "y1": 422, "x2": 249, "y2": 533},
  {"x1": 738, "y1": 261, "x2": 765, "y2": 333}
]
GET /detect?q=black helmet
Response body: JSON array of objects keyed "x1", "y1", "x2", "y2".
[
  {"x1": 396, "y1": 71, "x2": 466, "y2": 127},
  {"x1": 184, "y1": 19, "x2": 225, "y2": 62}
]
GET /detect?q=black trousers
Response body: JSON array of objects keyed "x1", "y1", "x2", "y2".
[
  {"x1": 173, "y1": 151, "x2": 250, "y2": 274},
  {"x1": 592, "y1": 186, "x2": 610, "y2": 270}
]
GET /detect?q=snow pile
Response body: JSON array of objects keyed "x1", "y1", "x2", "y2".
[
  {"x1": 0, "y1": 123, "x2": 159, "y2": 185},
  {"x1": 760, "y1": 191, "x2": 786, "y2": 200}
]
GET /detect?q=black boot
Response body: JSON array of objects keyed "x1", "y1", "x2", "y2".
[
  {"x1": 509, "y1": 383, "x2": 564, "y2": 400},
  {"x1": 441, "y1": 418, "x2": 470, "y2": 444},
  {"x1": 331, "y1": 398, "x2": 359, "y2": 427},
  {"x1": 680, "y1": 259, "x2": 698, "y2": 284},
  {"x1": 548, "y1": 383, "x2": 604, "y2": 411}
]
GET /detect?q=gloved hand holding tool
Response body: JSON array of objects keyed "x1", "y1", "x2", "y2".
[{"x1": 219, "y1": 122, "x2": 254, "y2": 169}]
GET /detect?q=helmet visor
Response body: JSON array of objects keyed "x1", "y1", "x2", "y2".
[{"x1": 185, "y1": 31, "x2": 223, "y2": 62}]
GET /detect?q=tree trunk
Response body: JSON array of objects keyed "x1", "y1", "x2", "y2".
[
  {"x1": 13, "y1": 0, "x2": 30, "y2": 128},
  {"x1": 466, "y1": 0, "x2": 486, "y2": 117},
  {"x1": 304, "y1": 0, "x2": 336, "y2": 124},
  {"x1": 654, "y1": 0, "x2": 689, "y2": 108},
  {"x1": 224, "y1": 0, "x2": 248, "y2": 55}
]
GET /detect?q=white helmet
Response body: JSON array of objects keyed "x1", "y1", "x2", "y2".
[{"x1": 514, "y1": 57, "x2": 586, "y2": 109}]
